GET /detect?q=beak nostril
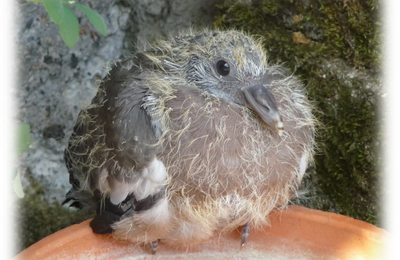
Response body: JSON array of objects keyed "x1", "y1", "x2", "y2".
[{"x1": 259, "y1": 103, "x2": 270, "y2": 112}]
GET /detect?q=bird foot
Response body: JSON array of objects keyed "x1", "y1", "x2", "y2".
[
  {"x1": 241, "y1": 222, "x2": 250, "y2": 248},
  {"x1": 149, "y1": 240, "x2": 158, "y2": 255}
]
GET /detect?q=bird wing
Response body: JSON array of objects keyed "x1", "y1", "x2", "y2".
[{"x1": 64, "y1": 58, "x2": 166, "y2": 233}]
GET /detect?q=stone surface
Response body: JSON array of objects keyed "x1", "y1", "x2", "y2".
[{"x1": 17, "y1": 0, "x2": 126, "y2": 202}]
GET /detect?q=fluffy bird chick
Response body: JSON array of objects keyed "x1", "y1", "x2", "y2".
[{"x1": 64, "y1": 29, "x2": 315, "y2": 254}]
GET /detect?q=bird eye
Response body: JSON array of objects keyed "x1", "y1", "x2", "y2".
[{"x1": 216, "y1": 60, "x2": 230, "y2": 76}]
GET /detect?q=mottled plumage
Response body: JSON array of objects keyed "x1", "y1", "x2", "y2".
[{"x1": 64, "y1": 29, "x2": 315, "y2": 254}]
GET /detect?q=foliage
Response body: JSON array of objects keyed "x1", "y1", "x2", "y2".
[
  {"x1": 5, "y1": 124, "x2": 32, "y2": 198},
  {"x1": 28, "y1": 0, "x2": 107, "y2": 48}
]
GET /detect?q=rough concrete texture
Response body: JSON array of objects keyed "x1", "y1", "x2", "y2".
[
  {"x1": 127, "y1": 0, "x2": 223, "y2": 47},
  {"x1": 16, "y1": 0, "x2": 222, "y2": 252},
  {"x1": 18, "y1": 0, "x2": 125, "y2": 203}
]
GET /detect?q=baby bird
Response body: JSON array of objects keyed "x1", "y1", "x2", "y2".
[{"x1": 63, "y1": 29, "x2": 315, "y2": 254}]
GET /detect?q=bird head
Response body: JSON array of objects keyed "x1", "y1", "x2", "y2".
[{"x1": 142, "y1": 29, "x2": 284, "y2": 134}]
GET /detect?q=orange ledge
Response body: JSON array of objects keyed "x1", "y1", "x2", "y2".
[{"x1": 14, "y1": 206, "x2": 389, "y2": 260}]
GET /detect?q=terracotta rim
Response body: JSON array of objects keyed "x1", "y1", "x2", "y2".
[{"x1": 14, "y1": 206, "x2": 389, "y2": 260}]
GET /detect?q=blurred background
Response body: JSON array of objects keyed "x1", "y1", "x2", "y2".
[{"x1": 14, "y1": 0, "x2": 382, "y2": 255}]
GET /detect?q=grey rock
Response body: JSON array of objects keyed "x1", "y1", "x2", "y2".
[{"x1": 17, "y1": 0, "x2": 126, "y2": 203}]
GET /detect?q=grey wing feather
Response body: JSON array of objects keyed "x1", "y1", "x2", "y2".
[{"x1": 64, "y1": 58, "x2": 162, "y2": 211}]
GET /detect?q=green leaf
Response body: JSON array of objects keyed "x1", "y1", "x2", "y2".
[
  {"x1": 14, "y1": 171, "x2": 25, "y2": 198},
  {"x1": 17, "y1": 124, "x2": 31, "y2": 155},
  {"x1": 43, "y1": 0, "x2": 65, "y2": 25},
  {"x1": 73, "y1": 3, "x2": 107, "y2": 36},
  {"x1": 4, "y1": 165, "x2": 18, "y2": 187},
  {"x1": 59, "y1": 5, "x2": 79, "y2": 48}
]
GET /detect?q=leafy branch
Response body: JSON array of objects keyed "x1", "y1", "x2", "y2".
[
  {"x1": 15, "y1": 124, "x2": 32, "y2": 198},
  {"x1": 27, "y1": 0, "x2": 107, "y2": 48}
]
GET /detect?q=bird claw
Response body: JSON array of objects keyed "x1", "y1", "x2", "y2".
[
  {"x1": 149, "y1": 240, "x2": 158, "y2": 255},
  {"x1": 240, "y1": 222, "x2": 250, "y2": 248}
]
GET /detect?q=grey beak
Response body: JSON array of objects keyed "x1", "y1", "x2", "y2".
[{"x1": 243, "y1": 85, "x2": 284, "y2": 135}]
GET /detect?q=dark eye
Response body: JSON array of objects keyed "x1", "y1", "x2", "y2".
[{"x1": 216, "y1": 60, "x2": 230, "y2": 76}]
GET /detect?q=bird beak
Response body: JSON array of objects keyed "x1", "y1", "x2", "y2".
[{"x1": 243, "y1": 85, "x2": 284, "y2": 136}]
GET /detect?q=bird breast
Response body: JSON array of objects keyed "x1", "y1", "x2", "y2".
[{"x1": 153, "y1": 83, "x2": 306, "y2": 209}]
